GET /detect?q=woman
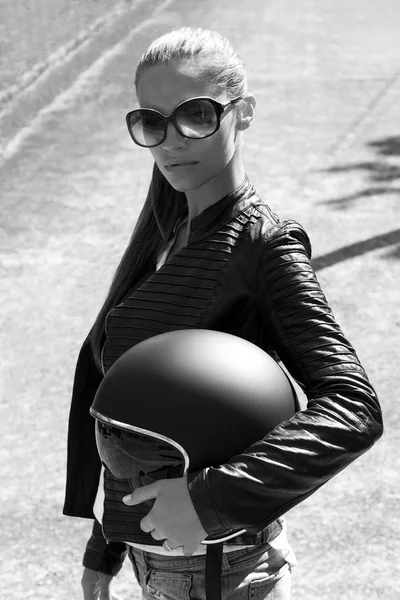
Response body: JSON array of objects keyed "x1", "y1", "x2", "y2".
[{"x1": 63, "y1": 28, "x2": 383, "y2": 600}]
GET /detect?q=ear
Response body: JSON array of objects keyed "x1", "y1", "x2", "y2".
[{"x1": 236, "y1": 94, "x2": 256, "y2": 131}]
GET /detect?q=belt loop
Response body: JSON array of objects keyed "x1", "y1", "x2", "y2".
[
  {"x1": 142, "y1": 550, "x2": 153, "y2": 587},
  {"x1": 221, "y1": 552, "x2": 231, "y2": 572},
  {"x1": 144, "y1": 565, "x2": 153, "y2": 588}
]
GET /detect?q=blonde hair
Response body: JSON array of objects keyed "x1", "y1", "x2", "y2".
[
  {"x1": 91, "y1": 28, "x2": 248, "y2": 370},
  {"x1": 135, "y1": 27, "x2": 247, "y2": 100}
]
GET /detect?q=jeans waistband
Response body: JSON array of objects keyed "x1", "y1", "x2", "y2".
[{"x1": 127, "y1": 518, "x2": 285, "y2": 573}]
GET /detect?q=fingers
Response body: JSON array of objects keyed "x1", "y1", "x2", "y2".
[
  {"x1": 97, "y1": 572, "x2": 114, "y2": 600},
  {"x1": 81, "y1": 568, "x2": 114, "y2": 600},
  {"x1": 123, "y1": 481, "x2": 161, "y2": 506},
  {"x1": 162, "y1": 538, "x2": 186, "y2": 553},
  {"x1": 81, "y1": 568, "x2": 101, "y2": 600},
  {"x1": 140, "y1": 514, "x2": 155, "y2": 533},
  {"x1": 162, "y1": 539, "x2": 173, "y2": 552},
  {"x1": 150, "y1": 529, "x2": 165, "y2": 541},
  {"x1": 182, "y1": 543, "x2": 201, "y2": 557},
  {"x1": 140, "y1": 513, "x2": 168, "y2": 542}
]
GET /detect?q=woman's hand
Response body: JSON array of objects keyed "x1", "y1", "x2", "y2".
[
  {"x1": 81, "y1": 567, "x2": 123, "y2": 600},
  {"x1": 123, "y1": 475, "x2": 207, "y2": 556}
]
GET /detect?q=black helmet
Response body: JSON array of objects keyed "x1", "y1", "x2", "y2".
[
  {"x1": 91, "y1": 329, "x2": 296, "y2": 537},
  {"x1": 90, "y1": 329, "x2": 297, "y2": 600}
]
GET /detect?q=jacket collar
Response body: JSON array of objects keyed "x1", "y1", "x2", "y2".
[{"x1": 174, "y1": 176, "x2": 260, "y2": 243}]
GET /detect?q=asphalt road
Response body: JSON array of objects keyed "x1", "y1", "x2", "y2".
[{"x1": 1, "y1": 1, "x2": 399, "y2": 598}]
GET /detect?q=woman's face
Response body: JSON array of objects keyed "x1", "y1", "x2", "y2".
[{"x1": 136, "y1": 60, "x2": 240, "y2": 193}]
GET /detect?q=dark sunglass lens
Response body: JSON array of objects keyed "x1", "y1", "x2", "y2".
[
  {"x1": 176, "y1": 99, "x2": 218, "y2": 138},
  {"x1": 128, "y1": 110, "x2": 166, "y2": 147}
]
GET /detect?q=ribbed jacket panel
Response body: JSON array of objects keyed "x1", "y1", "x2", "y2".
[{"x1": 101, "y1": 217, "x2": 250, "y2": 374}]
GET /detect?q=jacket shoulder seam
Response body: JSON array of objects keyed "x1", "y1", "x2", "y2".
[{"x1": 255, "y1": 223, "x2": 314, "y2": 386}]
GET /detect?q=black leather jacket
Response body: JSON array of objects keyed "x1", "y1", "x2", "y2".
[{"x1": 63, "y1": 177, "x2": 383, "y2": 575}]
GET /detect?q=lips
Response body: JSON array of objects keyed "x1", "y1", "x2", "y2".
[{"x1": 164, "y1": 160, "x2": 198, "y2": 169}]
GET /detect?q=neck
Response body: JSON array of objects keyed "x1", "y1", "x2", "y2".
[{"x1": 184, "y1": 150, "x2": 246, "y2": 232}]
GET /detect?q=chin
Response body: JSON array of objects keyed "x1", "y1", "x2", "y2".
[
  {"x1": 162, "y1": 172, "x2": 205, "y2": 194},
  {"x1": 166, "y1": 179, "x2": 191, "y2": 193},
  {"x1": 159, "y1": 162, "x2": 219, "y2": 194}
]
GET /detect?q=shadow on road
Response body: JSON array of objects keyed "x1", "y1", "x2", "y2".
[
  {"x1": 312, "y1": 135, "x2": 400, "y2": 268},
  {"x1": 320, "y1": 135, "x2": 400, "y2": 208},
  {"x1": 312, "y1": 228, "x2": 400, "y2": 271}
]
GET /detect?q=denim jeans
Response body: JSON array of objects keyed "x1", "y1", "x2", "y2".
[{"x1": 127, "y1": 537, "x2": 297, "y2": 600}]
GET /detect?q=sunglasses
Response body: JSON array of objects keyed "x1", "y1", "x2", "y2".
[{"x1": 125, "y1": 96, "x2": 243, "y2": 148}]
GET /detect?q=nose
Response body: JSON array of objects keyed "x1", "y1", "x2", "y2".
[{"x1": 162, "y1": 122, "x2": 188, "y2": 151}]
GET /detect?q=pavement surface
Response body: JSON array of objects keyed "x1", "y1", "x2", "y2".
[{"x1": 1, "y1": 1, "x2": 399, "y2": 598}]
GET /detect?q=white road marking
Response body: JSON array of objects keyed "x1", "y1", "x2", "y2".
[{"x1": 1, "y1": 0, "x2": 175, "y2": 163}]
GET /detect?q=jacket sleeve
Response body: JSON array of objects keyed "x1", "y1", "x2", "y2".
[
  {"x1": 83, "y1": 519, "x2": 127, "y2": 576},
  {"x1": 63, "y1": 332, "x2": 103, "y2": 518},
  {"x1": 64, "y1": 337, "x2": 128, "y2": 574},
  {"x1": 187, "y1": 221, "x2": 383, "y2": 536}
]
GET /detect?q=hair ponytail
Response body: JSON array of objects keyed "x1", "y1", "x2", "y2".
[
  {"x1": 90, "y1": 27, "x2": 247, "y2": 371},
  {"x1": 90, "y1": 163, "x2": 186, "y2": 371}
]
